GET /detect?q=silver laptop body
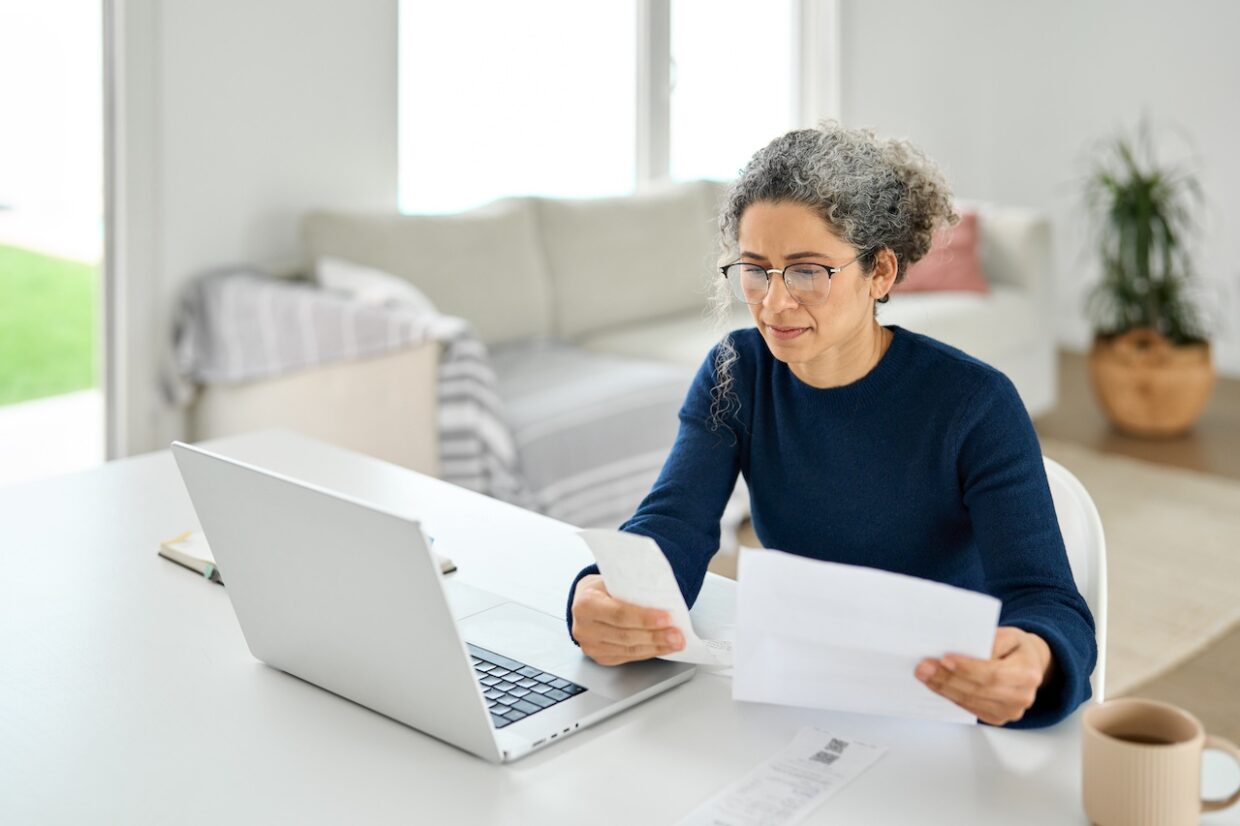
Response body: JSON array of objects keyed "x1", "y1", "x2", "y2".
[{"x1": 172, "y1": 441, "x2": 696, "y2": 763}]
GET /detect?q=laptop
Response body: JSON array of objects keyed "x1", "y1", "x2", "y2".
[{"x1": 171, "y1": 441, "x2": 696, "y2": 763}]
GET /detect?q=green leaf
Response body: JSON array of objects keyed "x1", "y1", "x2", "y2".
[{"x1": 1080, "y1": 120, "x2": 1206, "y2": 340}]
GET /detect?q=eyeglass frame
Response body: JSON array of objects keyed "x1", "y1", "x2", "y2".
[{"x1": 718, "y1": 250, "x2": 873, "y2": 306}]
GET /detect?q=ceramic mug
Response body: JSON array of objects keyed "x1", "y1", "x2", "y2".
[{"x1": 1083, "y1": 698, "x2": 1240, "y2": 825}]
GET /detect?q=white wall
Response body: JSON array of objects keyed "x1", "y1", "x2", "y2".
[
  {"x1": 109, "y1": 0, "x2": 397, "y2": 457},
  {"x1": 836, "y1": 0, "x2": 1240, "y2": 376}
]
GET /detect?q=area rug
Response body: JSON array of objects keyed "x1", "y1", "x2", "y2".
[{"x1": 1039, "y1": 438, "x2": 1240, "y2": 697}]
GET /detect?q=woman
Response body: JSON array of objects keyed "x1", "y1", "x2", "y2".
[{"x1": 565, "y1": 122, "x2": 1095, "y2": 728}]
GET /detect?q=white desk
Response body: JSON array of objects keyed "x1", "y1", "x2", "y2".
[{"x1": 2, "y1": 430, "x2": 1237, "y2": 824}]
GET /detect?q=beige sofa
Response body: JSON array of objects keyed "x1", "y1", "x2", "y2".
[{"x1": 188, "y1": 180, "x2": 1056, "y2": 501}]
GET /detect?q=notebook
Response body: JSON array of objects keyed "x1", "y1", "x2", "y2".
[{"x1": 158, "y1": 530, "x2": 457, "y2": 586}]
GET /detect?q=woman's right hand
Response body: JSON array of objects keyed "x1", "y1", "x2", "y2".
[{"x1": 570, "y1": 574, "x2": 686, "y2": 666}]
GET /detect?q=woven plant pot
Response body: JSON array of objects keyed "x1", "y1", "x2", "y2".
[{"x1": 1088, "y1": 327, "x2": 1215, "y2": 438}]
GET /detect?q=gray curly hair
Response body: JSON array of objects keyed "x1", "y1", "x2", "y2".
[{"x1": 707, "y1": 121, "x2": 958, "y2": 432}]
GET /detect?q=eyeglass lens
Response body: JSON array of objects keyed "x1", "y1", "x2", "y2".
[{"x1": 724, "y1": 263, "x2": 833, "y2": 306}]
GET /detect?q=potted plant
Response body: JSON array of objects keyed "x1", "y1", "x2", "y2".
[{"x1": 1083, "y1": 124, "x2": 1214, "y2": 438}]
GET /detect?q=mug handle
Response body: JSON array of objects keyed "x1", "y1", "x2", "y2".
[{"x1": 1202, "y1": 734, "x2": 1240, "y2": 813}]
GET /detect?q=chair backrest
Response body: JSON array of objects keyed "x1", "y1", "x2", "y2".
[{"x1": 1043, "y1": 456, "x2": 1108, "y2": 702}]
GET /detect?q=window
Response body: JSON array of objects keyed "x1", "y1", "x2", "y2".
[
  {"x1": 398, "y1": 1, "x2": 803, "y2": 213},
  {"x1": 399, "y1": 2, "x2": 637, "y2": 214},
  {"x1": 0, "y1": 0, "x2": 104, "y2": 483},
  {"x1": 669, "y1": 0, "x2": 797, "y2": 182}
]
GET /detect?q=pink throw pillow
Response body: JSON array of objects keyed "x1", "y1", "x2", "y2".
[{"x1": 893, "y1": 211, "x2": 988, "y2": 294}]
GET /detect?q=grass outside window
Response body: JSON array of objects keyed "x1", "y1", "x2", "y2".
[{"x1": 0, "y1": 244, "x2": 98, "y2": 407}]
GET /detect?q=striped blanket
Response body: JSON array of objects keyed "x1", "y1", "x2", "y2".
[
  {"x1": 488, "y1": 339, "x2": 750, "y2": 539},
  {"x1": 169, "y1": 269, "x2": 531, "y2": 507}
]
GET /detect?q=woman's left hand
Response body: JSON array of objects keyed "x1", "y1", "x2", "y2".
[{"x1": 915, "y1": 626, "x2": 1054, "y2": 726}]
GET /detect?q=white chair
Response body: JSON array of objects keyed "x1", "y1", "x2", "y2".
[{"x1": 1044, "y1": 456, "x2": 1108, "y2": 702}]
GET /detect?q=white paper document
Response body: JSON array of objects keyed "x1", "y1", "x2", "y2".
[
  {"x1": 678, "y1": 727, "x2": 886, "y2": 826},
  {"x1": 578, "y1": 529, "x2": 732, "y2": 666},
  {"x1": 733, "y1": 549, "x2": 1001, "y2": 724}
]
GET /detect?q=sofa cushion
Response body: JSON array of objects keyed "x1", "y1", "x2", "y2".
[
  {"x1": 877, "y1": 284, "x2": 1041, "y2": 367},
  {"x1": 315, "y1": 256, "x2": 439, "y2": 313},
  {"x1": 302, "y1": 199, "x2": 552, "y2": 345},
  {"x1": 575, "y1": 302, "x2": 752, "y2": 368},
  {"x1": 534, "y1": 180, "x2": 721, "y2": 340},
  {"x1": 581, "y1": 286, "x2": 1040, "y2": 391},
  {"x1": 894, "y1": 211, "x2": 989, "y2": 294},
  {"x1": 490, "y1": 341, "x2": 694, "y2": 528}
]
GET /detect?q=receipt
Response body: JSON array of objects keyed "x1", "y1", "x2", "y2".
[
  {"x1": 677, "y1": 728, "x2": 886, "y2": 826},
  {"x1": 578, "y1": 529, "x2": 732, "y2": 666}
]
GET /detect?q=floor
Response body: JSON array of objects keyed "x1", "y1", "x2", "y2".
[
  {"x1": 1037, "y1": 352, "x2": 1240, "y2": 744},
  {"x1": 1035, "y1": 351, "x2": 1240, "y2": 480},
  {"x1": 715, "y1": 351, "x2": 1240, "y2": 740}
]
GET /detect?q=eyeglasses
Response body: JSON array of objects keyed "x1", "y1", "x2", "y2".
[{"x1": 719, "y1": 252, "x2": 869, "y2": 306}]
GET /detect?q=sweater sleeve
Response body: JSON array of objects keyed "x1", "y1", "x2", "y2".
[
  {"x1": 565, "y1": 343, "x2": 745, "y2": 641},
  {"x1": 954, "y1": 372, "x2": 1097, "y2": 728}
]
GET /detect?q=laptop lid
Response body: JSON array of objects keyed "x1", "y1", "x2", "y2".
[{"x1": 172, "y1": 441, "x2": 502, "y2": 762}]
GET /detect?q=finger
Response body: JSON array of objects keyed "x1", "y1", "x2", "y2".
[
  {"x1": 919, "y1": 660, "x2": 1039, "y2": 717},
  {"x1": 582, "y1": 621, "x2": 684, "y2": 651},
  {"x1": 584, "y1": 589, "x2": 672, "y2": 630},
  {"x1": 920, "y1": 674, "x2": 989, "y2": 715},
  {"x1": 941, "y1": 652, "x2": 1043, "y2": 695},
  {"x1": 945, "y1": 637, "x2": 1041, "y2": 680},
  {"x1": 930, "y1": 669, "x2": 1039, "y2": 709},
  {"x1": 920, "y1": 655, "x2": 1008, "y2": 695},
  {"x1": 586, "y1": 638, "x2": 679, "y2": 665},
  {"x1": 597, "y1": 638, "x2": 680, "y2": 658},
  {"x1": 574, "y1": 617, "x2": 685, "y2": 658},
  {"x1": 931, "y1": 657, "x2": 1041, "y2": 700},
  {"x1": 921, "y1": 676, "x2": 1021, "y2": 725},
  {"x1": 575, "y1": 589, "x2": 657, "y2": 630}
]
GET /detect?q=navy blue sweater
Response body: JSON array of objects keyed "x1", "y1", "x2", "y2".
[{"x1": 566, "y1": 325, "x2": 1096, "y2": 729}]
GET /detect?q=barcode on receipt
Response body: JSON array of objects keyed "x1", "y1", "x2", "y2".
[{"x1": 810, "y1": 750, "x2": 838, "y2": 766}]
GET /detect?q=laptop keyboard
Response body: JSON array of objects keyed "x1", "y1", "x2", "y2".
[{"x1": 467, "y1": 643, "x2": 586, "y2": 729}]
